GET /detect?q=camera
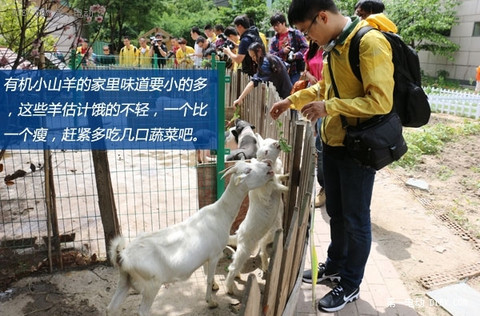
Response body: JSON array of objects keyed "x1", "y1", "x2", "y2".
[
  {"x1": 217, "y1": 33, "x2": 227, "y2": 42},
  {"x1": 218, "y1": 39, "x2": 235, "y2": 51}
]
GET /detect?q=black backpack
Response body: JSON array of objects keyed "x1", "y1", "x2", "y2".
[
  {"x1": 241, "y1": 28, "x2": 263, "y2": 76},
  {"x1": 349, "y1": 26, "x2": 431, "y2": 127}
]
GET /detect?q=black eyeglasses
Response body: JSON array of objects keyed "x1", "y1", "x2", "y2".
[{"x1": 303, "y1": 15, "x2": 318, "y2": 37}]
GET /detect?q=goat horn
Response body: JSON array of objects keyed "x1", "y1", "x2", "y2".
[{"x1": 220, "y1": 164, "x2": 237, "y2": 180}]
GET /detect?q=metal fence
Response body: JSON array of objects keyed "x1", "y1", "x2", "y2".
[{"x1": 0, "y1": 65, "x2": 295, "y2": 268}]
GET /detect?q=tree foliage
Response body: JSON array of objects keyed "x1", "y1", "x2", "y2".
[
  {"x1": 385, "y1": 0, "x2": 460, "y2": 59},
  {"x1": 71, "y1": 0, "x2": 164, "y2": 52},
  {"x1": 0, "y1": 0, "x2": 96, "y2": 69},
  {"x1": 156, "y1": 0, "x2": 268, "y2": 45},
  {"x1": 268, "y1": 0, "x2": 460, "y2": 59}
]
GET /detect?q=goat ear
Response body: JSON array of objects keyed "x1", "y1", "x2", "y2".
[{"x1": 256, "y1": 133, "x2": 264, "y2": 146}]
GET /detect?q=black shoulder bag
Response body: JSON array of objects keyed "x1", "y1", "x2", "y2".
[{"x1": 327, "y1": 52, "x2": 407, "y2": 170}]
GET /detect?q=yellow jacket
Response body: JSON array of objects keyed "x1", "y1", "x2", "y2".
[
  {"x1": 138, "y1": 46, "x2": 151, "y2": 68},
  {"x1": 176, "y1": 46, "x2": 195, "y2": 68},
  {"x1": 119, "y1": 45, "x2": 139, "y2": 66},
  {"x1": 288, "y1": 15, "x2": 395, "y2": 147}
]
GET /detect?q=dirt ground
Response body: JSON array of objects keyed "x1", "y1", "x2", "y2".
[{"x1": 1, "y1": 113, "x2": 480, "y2": 315}]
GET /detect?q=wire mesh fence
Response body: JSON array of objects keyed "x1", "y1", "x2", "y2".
[{"x1": 0, "y1": 66, "x2": 293, "y2": 279}]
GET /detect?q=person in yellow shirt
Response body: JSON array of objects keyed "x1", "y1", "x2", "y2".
[
  {"x1": 138, "y1": 37, "x2": 151, "y2": 68},
  {"x1": 176, "y1": 38, "x2": 195, "y2": 68},
  {"x1": 204, "y1": 24, "x2": 217, "y2": 43},
  {"x1": 119, "y1": 36, "x2": 139, "y2": 67},
  {"x1": 271, "y1": 1, "x2": 396, "y2": 312}
]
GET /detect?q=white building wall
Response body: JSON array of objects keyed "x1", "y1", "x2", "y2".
[{"x1": 419, "y1": 0, "x2": 480, "y2": 83}]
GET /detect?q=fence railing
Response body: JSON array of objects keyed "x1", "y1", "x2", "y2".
[{"x1": 426, "y1": 87, "x2": 480, "y2": 119}]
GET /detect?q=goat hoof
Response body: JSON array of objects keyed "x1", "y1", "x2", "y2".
[{"x1": 208, "y1": 301, "x2": 219, "y2": 309}]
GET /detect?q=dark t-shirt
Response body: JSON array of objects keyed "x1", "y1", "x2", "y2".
[
  {"x1": 238, "y1": 27, "x2": 262, "y2": 76},
  {"x1": 252, "y1": 55, "x2": 292, "y2": 99},
  {"x1": 152, "y1": 42, "x2": 168, "y2": 67}
]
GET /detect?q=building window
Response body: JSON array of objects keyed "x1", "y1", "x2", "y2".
[{"x1": 473, "y1": 22, "x2": 480, "y2": 37}]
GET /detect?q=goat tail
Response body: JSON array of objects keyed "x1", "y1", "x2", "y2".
[{"x1": 109, "y1": 236, "x2": 127, "y2": 268}]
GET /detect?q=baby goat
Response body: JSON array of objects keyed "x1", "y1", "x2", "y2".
[
  {"x1": 107, "y1": 160, "x2": 275, "y2": 316},
  {"x1": 226, "y1": 138, "x2": 288, "y2": 294}
]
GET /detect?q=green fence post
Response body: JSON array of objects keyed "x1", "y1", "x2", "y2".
[{"x1": 215, "y1": 60, "x2": 226, "y2": 199}]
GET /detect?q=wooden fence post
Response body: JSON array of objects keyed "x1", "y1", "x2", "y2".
[{"x1": 91, "y1": 150, "x2": 120, "y2": 261}]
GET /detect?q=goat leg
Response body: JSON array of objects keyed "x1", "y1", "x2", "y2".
[
  {"x1": 107, "y1": 271, "x2": 131, "y2": 316},
  {"x1": 137, "y1": 282, "x2": 161, "y2": 316},
  {"x1": 204, "y1": 256, "x2": 221, "y2": 308}
]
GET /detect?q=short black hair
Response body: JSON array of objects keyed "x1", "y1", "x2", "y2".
[
  {"x1": 214, "y1": 24, "x2": 224, "y2": 32},
  {"x1": 196, "y1": 36, "x2": 207, "y2": 44},
  {"x1": 204, "y1": 24, "x2": 213, "y2": 31},
  {"x1": 233, "y1": 15, "x2": 250, "y2": 29},
  {"x1": 224, "y1": 26, "x2": 238, "y2": 37},
  {"x1": 270, "y1": 13, "x2": 287, "y2": 26},
  {"x1": 354, "y1": 0, "x2": 385, "y2": 14},
  {"x1": 288, "y1": 0, "x2": 338, "y2": 26},
  {"x1": 191, "y1": 26, "x2": 201, "y2": 35}
]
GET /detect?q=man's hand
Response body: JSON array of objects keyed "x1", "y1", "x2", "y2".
[
  {"x1": 223, "y1": 47, "x2": 232, "y2": 57},
  {"x1": 270, "y1": 99, "x2": 292, "y2": 120},
  {"x1": 301, "y1": 101, "x2": 327, "y2": 122}
]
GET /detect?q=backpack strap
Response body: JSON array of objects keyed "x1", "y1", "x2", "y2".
[
  {"x1": 348, "y1": 26, "x2": 374, "y2": 83},
  {"x1": 349, "y1": 27, "x2": 415, "y2": 84}
]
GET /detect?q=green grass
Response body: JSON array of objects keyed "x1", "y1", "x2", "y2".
[{"x1": 392, "y1": 119, "x2": 480, "y2": 169}]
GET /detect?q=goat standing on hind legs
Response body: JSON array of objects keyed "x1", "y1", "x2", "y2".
[
  {"x1": 106, "y1": 160, "x2": 275, "y2": 316},
  {"x1": 226, "y1": 137, "x2": 289, "y2": 295}
]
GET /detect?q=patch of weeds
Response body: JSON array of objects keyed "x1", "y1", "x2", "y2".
[
  {"x1": 460, "y1": 177, "x2": 479, "y2": 191},
  {"x1": 437, "y1": 166, "x2": 454, "y2": 181},
  {"x1": 462, "y1": 120, "x2": 480, "y2": 135},
  {"x1": 447, "y1": 205, "x2": 469, "y2": 226},
  {"x1": 392, "y1": 143, "x2": 423, "y2": 169},
  {"x1": 470, "y1": 166, "x2": 480, "y2": 174},
  {"x1": 405, "y1": 130, "x2": 443, "y2": 155},
  {"x1": 393, "y1": 119, "x2": 480, "y2": 170}
]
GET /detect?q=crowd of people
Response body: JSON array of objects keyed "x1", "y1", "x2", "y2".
[
  {"x1": 69, "y1": 0, "x2": 414, "y2": 313},
  {"x1": 70, "y1": 12, "x2": 310, "y2": 78}
]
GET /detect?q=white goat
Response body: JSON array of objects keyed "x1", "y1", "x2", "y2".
[
  {"x1": 226, "y1": 138, "x2": 288, "y2": 294},
  {"x1": 106, "y1": 160, "x2": 275, "y2": 316}
]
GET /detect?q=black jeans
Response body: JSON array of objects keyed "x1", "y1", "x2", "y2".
[{"x1": 322, "y1": 144, "x2": 376, "y2": 290}]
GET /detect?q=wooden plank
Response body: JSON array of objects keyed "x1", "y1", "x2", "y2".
[
  {"x1": 262, "y1": 229, "x2": 284, "y2": 316},
  {"x1": 275, "y1": 210, "x2": 299, "y2": 316},
  {"x1": 91, "y1": 150, "x2": 120, "y2": 262},
  {"x1": 285, "y1": 122, "x2": 305, "y2": 233},
  {"x1": 290, "y1": 128, "x2": 316, "y2": 291},
  {"x1": 239, "y1": 274, "x2": 261, "y2": 316}
]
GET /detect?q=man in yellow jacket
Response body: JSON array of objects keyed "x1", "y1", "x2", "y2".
[
  {"x1": 270, "y1": 0, "x2": 396, "y2": 312},
  {"x1": 119, "y1": 36, "x2": 139, "y2": 67}
]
